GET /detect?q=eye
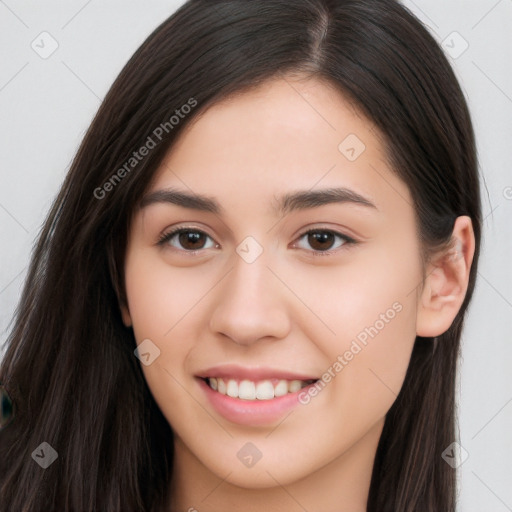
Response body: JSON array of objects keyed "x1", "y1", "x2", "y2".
[
  {"x1": 293, "y1": 228, "x2": 356, "y2": 256},
  {"x1": 157, "y1": 226, "x2": 357, "y2": 256},
  {"x1": 157, "y1": 227, "x2": 218, "y2": 253}
]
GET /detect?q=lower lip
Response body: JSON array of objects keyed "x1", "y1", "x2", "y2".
[{"x1": 197, "y1": 378, "x2": 317, "y2": 427}]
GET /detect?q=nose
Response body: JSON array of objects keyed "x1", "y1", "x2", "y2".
[{"x1": 208, "y1": 252, "x2": 292, "y2": 346}]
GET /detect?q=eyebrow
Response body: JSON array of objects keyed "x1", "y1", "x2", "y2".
[{"x1": 139, "y1": 186, "x2": 378, "y2": 215}]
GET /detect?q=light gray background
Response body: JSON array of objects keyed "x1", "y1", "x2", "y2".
[{"x1": 0, "y1": 1, "x2": 511, "y2": 510}]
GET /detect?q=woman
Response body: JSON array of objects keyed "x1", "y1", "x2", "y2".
[{"x1": 0, "y1": 0, "x2": 482, "y2": 510}]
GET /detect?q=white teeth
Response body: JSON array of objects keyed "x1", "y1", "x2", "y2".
[
  {"x1": 217, "y1": 378, "x2": 227, "y2": 395},
  {"x1": 226, "y1": 380, "x2": 238, "y2": 398},
  {"x1": 239, "y1": 380, "x2": 256, "y2": 400},
  {"x1": 255, "y1": 380, "x2": 274, "y2": 400},
  {"x1": 274, "y1": 380, "x2": 288, "y2": 397},
  {"x1": 288, "y1": 380, "x2": 302, "y2": 393},
  {"x1": 206, "y1": 377, "x2": 315, "y2": 400}
]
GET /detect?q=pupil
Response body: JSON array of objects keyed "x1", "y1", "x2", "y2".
[
  {"x1": 309, "y1": 232, "x2": 333, "y2": 251},
  {"x1": 180, "y1": 231, "x2": 204, "y2": 249}
]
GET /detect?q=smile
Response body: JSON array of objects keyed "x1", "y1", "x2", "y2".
[{"x1": 204, "y1": 377, "x2": 317, "y2": 401}]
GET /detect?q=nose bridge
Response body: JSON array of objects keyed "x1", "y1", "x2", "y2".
[{"x1": 208, "y1": 244, "x2": 291, "y2": 345}]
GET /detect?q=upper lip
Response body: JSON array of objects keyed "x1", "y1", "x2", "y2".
[{"x1": 195, "y1": 364, "x2": 319, "y2": 382}]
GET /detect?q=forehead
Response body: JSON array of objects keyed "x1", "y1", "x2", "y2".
[{"x1": 145, "y1": 75, "x2": 413, "y2": 222}]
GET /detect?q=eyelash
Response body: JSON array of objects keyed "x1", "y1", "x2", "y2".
[{"x1": 156, "y1": 226, "x2": 357, "y2": 257}]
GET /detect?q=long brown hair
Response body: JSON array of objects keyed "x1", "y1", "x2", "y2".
[{"x1": 0, "y1": 0, "x2": 482, "y2": 510}]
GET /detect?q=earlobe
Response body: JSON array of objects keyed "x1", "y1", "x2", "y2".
[{"x1": 416, "y1": 216, "x2": 475, "y2": 338}]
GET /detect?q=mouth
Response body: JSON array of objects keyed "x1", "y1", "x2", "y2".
[
  {"x1": 201, "y1": 377, "x2": 318, "y2": 401},
  {"x1": 195, "y1": 364, "x2": 321, "y2": 425}
]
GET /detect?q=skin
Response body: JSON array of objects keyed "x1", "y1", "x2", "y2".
[{"x1": 120, "y1": 74, "x2": 475, "y2": 512}]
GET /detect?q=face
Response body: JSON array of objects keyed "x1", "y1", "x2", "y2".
[{"x1": 121, "y1": 75, "x2": 423, "y2": 490}]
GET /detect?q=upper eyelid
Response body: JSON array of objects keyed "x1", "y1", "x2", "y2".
[{"x1": 159, "y1": 224, "x2": 216, "y2": 241}]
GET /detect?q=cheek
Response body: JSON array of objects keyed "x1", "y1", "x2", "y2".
[
  {"x1": 296, "y1": 242, "x2": 420, "y2": 415},
  {"x1": 123, "y1": 253, "x2": 201, "y2": 408},
  {"x1": 290, "y1": 241, "x2": 419, "y2": 350},
  {"x1": 338, "y1": 299, "x2": 417, "y2": 403},
  {"x1": 124, "y1": 250, "x2": 204, "y2": 341}
]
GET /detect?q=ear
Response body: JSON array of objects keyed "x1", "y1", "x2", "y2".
[
  {"x1": 120, "y1": 301, "x2": 133, "y2": 328},
  {"x1": 416, "y1": 216, "x2": 475, "y2": 337}
]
